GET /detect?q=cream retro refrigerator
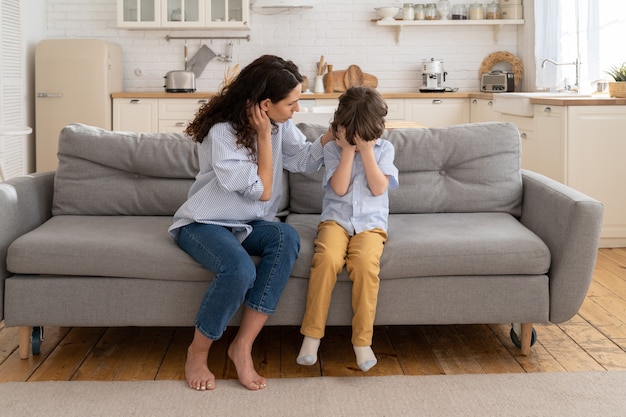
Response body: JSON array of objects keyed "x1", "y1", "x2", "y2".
[{"x1": 35, "y1": 39, "x2": 123, "y2": 172}]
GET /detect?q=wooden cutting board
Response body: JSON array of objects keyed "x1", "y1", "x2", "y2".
[
  {"x1": 344, "y1": 64, "x2": 364, "y2": 88},
  {"x1": 323, "y1": 69, "x2": 378, "y2": 92}
]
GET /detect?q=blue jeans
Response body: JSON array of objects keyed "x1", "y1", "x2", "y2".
[{"x1": 177, "y1": 220, "x2": 300, "y2": 340}]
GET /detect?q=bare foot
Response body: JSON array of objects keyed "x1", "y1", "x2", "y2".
[
  {"x1": 227, "y1": 340, "x2": 267, "y2": 390},
  {"x1": 185, "y1": 345, "x2": 216, "y2": 391}
]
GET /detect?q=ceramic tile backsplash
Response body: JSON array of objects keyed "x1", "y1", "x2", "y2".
[{"x1": 45, "y1": 0, "x2": 520, "y2": 93}]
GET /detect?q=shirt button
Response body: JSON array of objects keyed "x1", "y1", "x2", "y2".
[{"x1": 439, "y1": 169, "x2": 446, "y2": 176}]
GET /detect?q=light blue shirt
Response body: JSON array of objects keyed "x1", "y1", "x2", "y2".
[
  {"x1": 320, "y1": 138, "x2": 399, "y2": 236},
  {"x1": 169, "y1": 120, "x2": 324, "y2": 242}
]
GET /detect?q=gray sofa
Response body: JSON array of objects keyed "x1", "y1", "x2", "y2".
[{"x1": 0, "y1": 122, "x2": 603, "y2": 359}]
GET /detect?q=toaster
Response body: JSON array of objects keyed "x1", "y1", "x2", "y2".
[
  {"x1": 164, "y1": 70, "x2": 196, "y2": 93},
  {"x1": 480, "y1": 71, "x2": 515, "y2": 92}
]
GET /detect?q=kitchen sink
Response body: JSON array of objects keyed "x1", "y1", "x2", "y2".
[{"x1": 493, "y1": 92, "x2": 591, "y2": 117}]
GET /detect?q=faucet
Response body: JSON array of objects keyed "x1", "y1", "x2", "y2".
[{"x1": 541, "y1": 57, "x2": 582, "y2": 91}]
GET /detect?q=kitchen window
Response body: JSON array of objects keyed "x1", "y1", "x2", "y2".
[{"x1": 534, "y1": 0, "x2": 626, "y2": 93}]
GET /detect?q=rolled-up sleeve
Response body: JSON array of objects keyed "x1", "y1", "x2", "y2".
[{"x1": 211, "y1": 125, "x2": 264, "y2": 200}]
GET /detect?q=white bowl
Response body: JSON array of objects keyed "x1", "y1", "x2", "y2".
[{"x1": 375, "y1": 7, "x2": 400, "y2": 21}]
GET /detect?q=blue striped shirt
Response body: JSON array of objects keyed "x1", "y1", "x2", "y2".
[
  {"x1": 320, "y1": 138, "x2": 399, "y2": 236},
  {"x1": 169, "y1": 120, "x2": 324, "y2": 242}
]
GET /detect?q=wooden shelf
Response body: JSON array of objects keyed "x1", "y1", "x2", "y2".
[{"x1": 373, "y1": 19, "x2": 525, "y2": 44}]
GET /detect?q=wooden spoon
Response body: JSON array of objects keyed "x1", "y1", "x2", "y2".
[{"x1": 318, "y1": 55, "x2": 325, "y2": 76}]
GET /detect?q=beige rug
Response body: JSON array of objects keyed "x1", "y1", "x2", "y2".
[{"x1": 1, "y1": 372, "x2": 625, "y2": 417}]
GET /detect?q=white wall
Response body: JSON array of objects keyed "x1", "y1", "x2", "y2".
[{"x1": 37, "y1": 0, "x2": 524, "y2": 93}]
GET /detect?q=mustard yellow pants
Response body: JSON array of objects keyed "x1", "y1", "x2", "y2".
[{"x1": 300, "y1": 221, "x2": 387, "y2": 346}]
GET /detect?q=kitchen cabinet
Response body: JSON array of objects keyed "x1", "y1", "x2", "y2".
[
  {"x1": 567, "y1": 105, "x2": 626, "y2": 248},
  {"x1": 384, "y1": 99, "x2": 406, "y2": 121},
  {"x1": 470, "y1": 98, "x2": 500, "y2": 123},
  {"x1": 117, "y1": 0, "x2": 161, "y2": 29},
  {"x1": 118, "y1": 0, "x2": 160, "y2": 28},
  {"x1": 158, "y1": 98, "x2": 207, "y2": 133},
  {"x1": 117, "y1": 0, "x2": 249, "y2": 29},
  {"x1": 503, "y1": 102, "x2": 626, "y2": 248},
  {"x1": 298, "y1": 97, "x2": 469, "y2": 127},
  {"x1": 532, "y1": 104, "x2": 567, "y2": 183},
  {"x1": 293, "y1": 98, "x2": 337, "y2": 125},
  {"x1": 113, "y1": 97, "x2": 208, "y2": 133},
  {"x1": 497, "y1": 113, "x2": 536, "y2": 173},
  {"x1": 113, "y1": 98, "x2": 159, "y2": 133},
  {"x1": 115, "y1": 95, "x2": 474, "y2": 133},
  {"x1": 113, "y1": 98, "x2": 207, "y2": 133},
  {"x1": 404, "y1": 98, "x2": 470, "y2": 127}
]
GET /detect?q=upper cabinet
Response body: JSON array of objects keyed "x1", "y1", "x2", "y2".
[
  {"x1": 117, "y1": 0, "x2": 249, "y2": 29},
  {"x1": 118, "y1": 0, "x2": 161, "y2": 28}
]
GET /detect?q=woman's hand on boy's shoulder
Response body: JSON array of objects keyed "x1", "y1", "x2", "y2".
[{"x1": 320, "y1": 128, "x2": 335, "y2": 147}]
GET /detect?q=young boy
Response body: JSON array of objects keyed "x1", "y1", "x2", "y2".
[{"x1": 297, "y1": 86, "x2": 399, "y2": 372}]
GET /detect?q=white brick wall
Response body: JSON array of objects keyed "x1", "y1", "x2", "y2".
[{"x1": 45, "y1": 0, "x2": 522, "y2": 93}]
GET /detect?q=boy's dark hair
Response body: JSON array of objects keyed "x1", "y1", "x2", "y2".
[{"x1": 331, "y1": 86, "x2": 388, "y2": 145}]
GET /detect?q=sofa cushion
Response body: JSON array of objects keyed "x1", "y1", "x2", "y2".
[
  {"x1": 286, "y1": 212, "x2": 550, "y2": 280},
  {"x1": 7, "y1": 215, "x2": 212, "y2": 282},
  {"x1": 292, "y1": 122, "x2": 523, "y2": 216},
  {"x1": 52, "y1": 123, "x2": 198, "y2": 216}
]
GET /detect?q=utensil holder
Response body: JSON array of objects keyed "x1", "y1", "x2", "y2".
[{"x1": 313, "y1": 75, "x2": 324, "y2": 93}]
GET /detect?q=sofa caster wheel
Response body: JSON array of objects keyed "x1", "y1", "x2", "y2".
[
  {"x1": 510, "y1": 324, "x2": 536, "y2": 349},
  {"x1": 31, "y1": 327, "x2": 43, "y2": 355}
]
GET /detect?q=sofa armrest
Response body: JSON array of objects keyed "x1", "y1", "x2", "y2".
[
  {"x1": 520, "y1": 169, "x2": 604, "y2": 323},
  {"x1": 0, "y1": 172, "x2": 55, "y2": 320}
]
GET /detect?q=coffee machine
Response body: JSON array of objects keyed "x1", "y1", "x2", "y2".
[{"x1": 420, "y1": 58, "x2": 447, "y2": 92}]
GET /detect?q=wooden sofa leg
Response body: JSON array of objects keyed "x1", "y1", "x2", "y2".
[
  {"x1": 18, "y1": 326, "x2": 31, "y2": 359},
  {"x1": 520, "y1": 323, "x2": 533, "y2": 356}
]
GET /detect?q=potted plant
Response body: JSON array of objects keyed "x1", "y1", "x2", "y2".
[{"x1": 606, "y1": 62, "x2": 626, "y2": 98}]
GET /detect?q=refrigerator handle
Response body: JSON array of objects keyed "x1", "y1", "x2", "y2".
[{"x1": 36, "y1": 93, "x2": 63, "y2": 98}]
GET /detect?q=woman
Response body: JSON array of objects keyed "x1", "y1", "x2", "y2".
[{"x1": 169, "y1": 55, "x2": 333, "y2": 391}]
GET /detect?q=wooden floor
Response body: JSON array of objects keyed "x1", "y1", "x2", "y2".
[{"x1": 1, "y1": 248, "x2": 626, "y2": 382}]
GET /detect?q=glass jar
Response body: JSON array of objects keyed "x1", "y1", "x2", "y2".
[
  {"x1": 486, "y1": 2, "x2": 501, "y2": 19},
  {"x1": 414, "y1": 4, "x2": 425, "y2": 20},
  {"x1": 451, "y1": 3, "x2": 467, "y2": 19},
  {"x1": 403, "y1": 3, "x2": 415, "y2": 20},
  {"x1": 436, "y1": 0, "x2": 450, "y2": 20},
  {"x1": 425, "y1": 3, "x2": 438, "y2": 20},
  {"x1": 469, "y1": 3, "x2": 484, "y2": 19}
]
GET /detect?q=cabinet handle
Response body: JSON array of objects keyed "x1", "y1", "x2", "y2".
[
  {"x1": 432, "y1": 99, "x2": 443, "y2": 105},
  {"x1": 543, "y1": 107, "x2": 552, "y2": 113},
  {"x1": 130, "y1": 99, "x2": 140, "y2": 104},
  {"x1": 472, "y1": 99, "x2": 477, "y2": 104},
  {"x1": 520, "y1": 133, "x2": 527, "y2": 139},
  {"x1": 488, "y1": 101, "x2": 493, "y2": 106},
  {"x1": 175, "y1": 122, "x2": 186, "y2": 127},
  {"x1": 36, "y1": 92, "x2": 63, "y2": 98},
  {"x1": 198, "y1": 99, "x2": 208, "y2": 104}
]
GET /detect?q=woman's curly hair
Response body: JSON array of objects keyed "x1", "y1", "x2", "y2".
[{"x1": 185, "y1": 55, "x2": 303, "y2": 159}]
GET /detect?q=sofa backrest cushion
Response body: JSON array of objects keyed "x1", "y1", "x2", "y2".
[
  {"x1": 52, "y1": 123, "x2": 198, "y2": 216},
  {"x1": 291, "y1": 122, "x2": 523, "y2": 216}
]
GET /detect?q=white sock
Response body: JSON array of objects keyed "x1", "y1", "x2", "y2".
[
  {"x1": 297, "y1": 336, "x2": 320, "y2": 366},
  {"x1": 353, "y1": 345, "x2": 377, "y2": 372}
]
